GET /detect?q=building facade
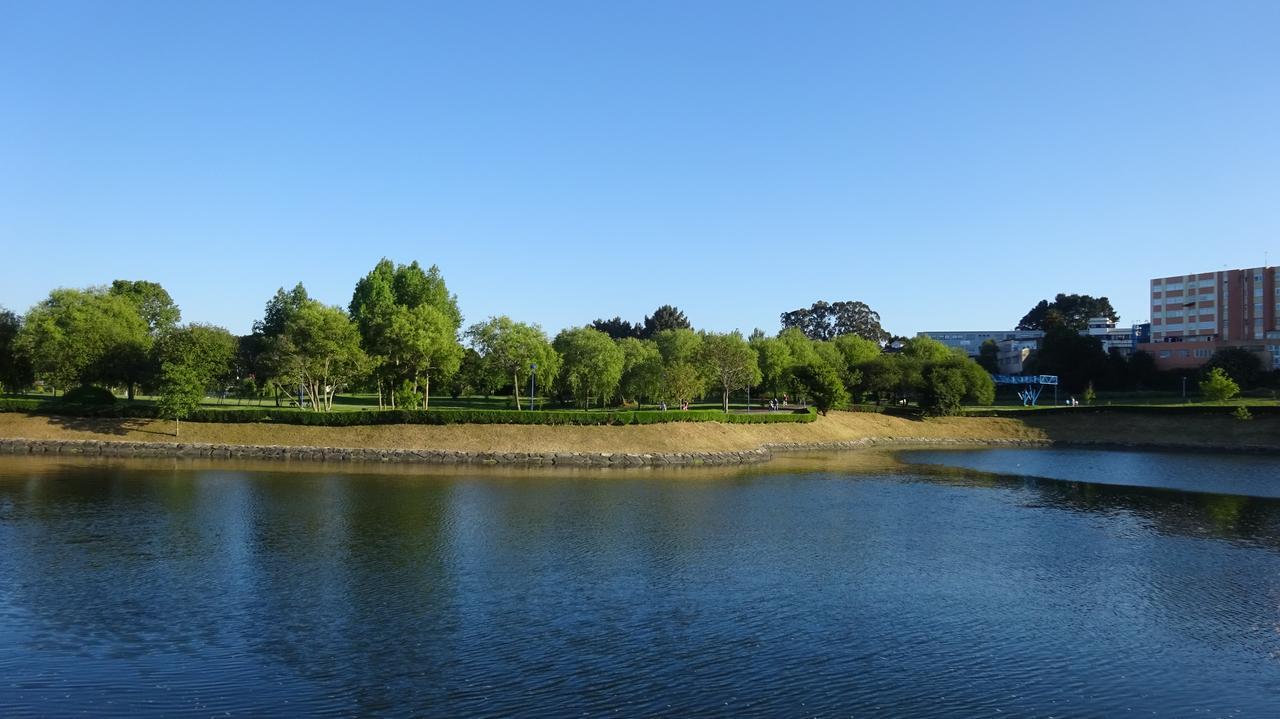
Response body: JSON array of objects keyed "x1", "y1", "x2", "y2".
[
  {"x1": 1138, "y1": 266, "x2": 1279, "y2": 370},
  {"x1": 917, "y1": 330, "x2": 1044, "y2": 357}
]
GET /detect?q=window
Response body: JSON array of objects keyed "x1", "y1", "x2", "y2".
[{"x1": 1159, "y1": 350, "x2": 1170, "y2": 358}]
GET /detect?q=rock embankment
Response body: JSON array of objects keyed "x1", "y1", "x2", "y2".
[{"x1": 0, "y1": 436, "x2": 1054, "y2": 468}]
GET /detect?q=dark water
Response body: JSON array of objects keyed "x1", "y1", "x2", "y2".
[{"x1": 1, "y1": 454, "x2": 1277, "y2": 717}]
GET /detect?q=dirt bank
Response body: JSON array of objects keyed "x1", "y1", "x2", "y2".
[{"x1": 0, "y1": 409, "x2": 1274, "y2": 456}]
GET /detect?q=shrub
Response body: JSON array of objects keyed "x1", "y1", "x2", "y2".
[
  {"x1": 60, "y1": 385, "x2": 117, "y2": 405},
  {"x1": 1234, "y1": 406, "x2": 1253, "y2": 421},
  {"x1": 1199, "y1": 368, "x2": 1240, "y2": 402}
]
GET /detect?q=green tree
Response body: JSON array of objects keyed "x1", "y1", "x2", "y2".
[
  {"x1": 958, "y1": 359, "x2": 996, "y2": 405},
  {"x1": 654, "y1": 328, "x2": 703, "y2": 365},
  {"x1": 157, "y1": 361, "x2": 205, "y2": 437},
  {"x1": 1199, "y1": 367, "x2": 1240, "y2": 402},
  {"x1": 109, "y1": 280, "x2": 181, "y2": 335},
  {"x1": 1024, "y1": 324, "x2": 1107, "y2": 393},
  {"x1": 252, "y1": 283, "x2": 311, "y2": 405},
  {"x1": 699, "y1": 332, "x2": 762, "y2": 412},
  {"x1": 977, "y1": 339, "x2": 999, "y2": 374},
  {"x1": 1017, "y1": 293, "x2": 1118, "y2": 331},
  {"x1": 751, "y1": 335, "x2": 794, "y2": 397},
  {"x1": 780, "y1": 300, "x2": 890, "y2": 343},
  {"x1": 154, "y1": 324, "x2": 237, "y2": 398},
  {"x1": 16, "y1": 288, "x2": 151, "y2": 396},
  {"x1": 659, "y1": 362, "x2": 705, "y2": 406},
  {"x1": 591, "y1": 316, "x2": 641, "y2": 340},
  {"x1": 920, "y1": 364, "x2": 967, "y2": 416},
  {"x1": 383, "y1": 304, "x2": 463, "y2": 409},
  {"x1": 267, "y1": 301, "x2": 369, "y2": 411},
  {"x1": 774, "y1": 328, "x2": 823, "y2": 398},
  {"x1": 350, "y1": 259, "x2": 463, "y2": 408},
  {"x1": 0, "y1": 308, "x2": 33, "y2": 393},
  {"x1": 1205, "y1": 347, "x2": 1263, "y2": 389},
  {"x1": 466, "y1": 316, "x2": 560, "y2": 410},
  {"x1": 641, "y1": 305, "x2": 692, "y2": 339},
  {"x1": 901, "y1": 336, "x2": 954, "y2": 363},
  {"x1": 793, "y1": 359, "x2": 849, "y2": 415},
  {"x1": 616, "y1": 337, "x2": 663, "y2": 405},
  {"x1": 554, "y1": 327, "x2": 625, "y2": 409},
  {"x1": 856, "y1": 356, "x2": 902, "y2": 404}
]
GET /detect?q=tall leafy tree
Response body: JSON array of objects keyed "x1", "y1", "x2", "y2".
[
  {"x1": 659, "y1": 362, "x2": 705, "y2": 406},
  {"x1": 154, "y1": 324, "x2": 238, "y2": 397},
  {"x1": 1017, "y1": 293, "x2": 1119, "y2": 331},
  {"x1": 109, "y1": 280, "x2": 181, "y2": 335},
  {"x1": 266, "y1": 301, "x2": 368, "y2": 411},
  {"x1": 251, "y1": 283, "x2": 312, "y2": 405},
  {"x1": 350, "y1": 259, "x2": 463, "y2": 407},
  {"x1": 255, "y1": 283, "x2": 311, "y2": 338},
  {"x1": 616, "y1": 337, "x2": 663, "y2": 405},
  {"x1": 780, "y1": 300, "x2": 890, "y2": 343},
  {"x1": 383, "y1": 304, "x2": 463, "y2": 409},
  {"x1": 793, "y1": 360, "x2": 848, "y2": 414},
  {"x1": 641, "y1": 305, "x2": 691, "y2": 339},
  {"x1": 654, "y1": 328, "x2": 703, "y2": 365},
  {"x1": 977, "y1": 339, "x2": 999, "y2": 373},
  {"x1": 590, "y1": 316, "x2": 641, "y2": 340},
  {"x1": 1204, "y1": 347, "x2": 1263, "y2": 389},
  {"x1": 751, "y1": 335, "x2": 794, "y2": 397},
  {"x1": 16, "y1": 288, "x2": 150, "y2": 395},
  {"x1": 554, "y1": 327, "x2": 625, "y2": 409},
  {"x1": 466, "y1": 316, "x2": 560, "y2": 410},
  {"x1": 1023, "y1": 324, "x2": 1107, "y2": 393},
  {"x1": 699, "y1": 332, "x2": 762, "y2": 412},
  {"x1": 0, "y1": 307, "x2": 33, "y2": 393}
]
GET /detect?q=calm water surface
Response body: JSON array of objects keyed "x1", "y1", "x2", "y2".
[{"x1": 0, "y1": 452, "x2": 1277, "y2": 717}]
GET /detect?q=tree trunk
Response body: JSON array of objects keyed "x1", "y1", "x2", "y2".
[
  {"x1": 127, "y1": 383, "x2": 135, "y2": 401},
  {"x1": 722, "y1": 388, "x2": 729, "y2": 413},
  {"x1": 513, "y1": 371, "x2": 521, "y2": 410},
  {"x1": 175, "y1": 418, "x2": 180, "y2": 437},
  {"x1": 423, "y1": 374, "x2": 430, "y2": 410}
]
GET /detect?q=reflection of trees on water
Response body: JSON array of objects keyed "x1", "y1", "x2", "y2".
[{"x1": 908, "y1": 463, "x2": 1280, "y2": 550}]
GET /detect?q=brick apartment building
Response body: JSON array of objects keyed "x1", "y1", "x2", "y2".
[{"x1": 1138, "y1": 266, "x2": 1279, "y2": 370}]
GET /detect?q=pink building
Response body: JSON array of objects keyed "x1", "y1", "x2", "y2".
[{"x1": 1138, "y1": 266, "x2": 1279, "y2": 370}]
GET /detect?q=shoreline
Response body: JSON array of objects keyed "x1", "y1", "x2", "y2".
[
  {"x1": 0, "y1": 410, "x2": 1276, "y2": 468},
  {"x1": 2, "y1": 435, "x2": 1277, "y2": 469}
]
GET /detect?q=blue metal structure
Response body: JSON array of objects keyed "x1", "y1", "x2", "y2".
[{"x1": 990, "y1": 374, "x2": 1060, "y2": 406}]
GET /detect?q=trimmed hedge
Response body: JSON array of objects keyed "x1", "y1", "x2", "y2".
[{"x1": 0, "y1": 398, "x2": 816, "y2": 426}]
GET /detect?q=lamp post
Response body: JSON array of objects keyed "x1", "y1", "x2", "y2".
[
  {"x1": 531, "y1": 363, "x2": 537, "y2": 412},
  {"x1": 1182, "y1": 375, "x2": 1187, "y2": 402}
]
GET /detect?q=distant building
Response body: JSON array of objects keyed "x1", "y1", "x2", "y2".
[
  {"x1": 1137, "y1": 266, "x2": 1279, "y2": 370},
  {"x1": 1084, "y1": 317, "x2": 1143, "y2": 357},
  {"x1": 917, "y1": 330, "x2": 1044, "y2": 357},
  {"x1": 996, "y1": 338, "x2": 1037, "y2": 373}
]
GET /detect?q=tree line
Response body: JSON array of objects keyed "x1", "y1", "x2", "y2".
[{"x1": 0, "y1": 262, "x2": 998, "y2": 417}]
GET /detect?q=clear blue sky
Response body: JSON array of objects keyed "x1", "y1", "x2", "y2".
[{"x1": 2, "y1": 1, "x2": 1277, "y2": 337}]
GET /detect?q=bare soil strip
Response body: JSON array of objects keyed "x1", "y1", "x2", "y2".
[{"x1": 1, "y1": 410, "x2": 1274, "y2": 457}]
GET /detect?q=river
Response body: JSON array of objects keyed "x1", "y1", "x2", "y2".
[{"x1": 1, "y1": 450, "x2": 1277, "y2": 716}]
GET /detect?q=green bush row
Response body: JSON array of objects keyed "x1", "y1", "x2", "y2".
[{"x1": 0, "y1": 399, "x2": 816, "y2": 426}]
